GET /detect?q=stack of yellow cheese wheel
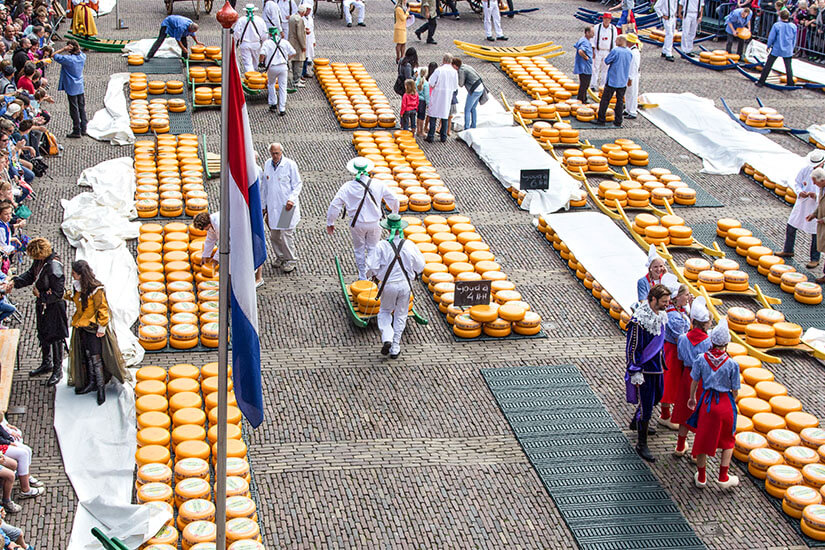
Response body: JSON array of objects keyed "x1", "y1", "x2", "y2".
[
  {"x1": 189, "y1": 44, "x2": 207, "y2": 61},
  {"x1": 347, "y1": 280, "x2": 413, "y2": 316},
  {"x1": 316, "y1": 61, "x2": 396, "y2": 129},
  {"x1": 699, "y1": 49, "x2": 739, "y2": 65},
  {"x1": 204, "y1": 45, "x2": 222, "y2": 61},
  {"x1": 137, "y1": 222, "x2": 220, "y2": 350},
  {"x1": 194, "y1": 86, "x2": 221, "y2": 107},
  {"x1": 351, "y1": 130, "x2": 456, "y2": 213},
  {"x1": 243, "y1": 71, "x2": 267, "y2": 90},
  {"x1": 628, "y1": 213, "x2": 693, "y2": 247},
  {"x1": 499, "y1": 56, "x2": 578, "y2": 101},
  {"x1": 129, "y1": 72, "x2": 149, "y2": 100},
  {"x1": 134, "y1": 135, "x2": 207, "y2": 219},
  {"x1": 128, "y1": 54, "x2": 144, "y2": 66},
  {"x1": 411, "y1": 215, "x2": 538, "y2": 338},
  {"x1": 648, "y1": 28, "x2": 682, "y2": 43},
  {"x1": 130, "y1": 98, "x2": 171, "y2": 135},
  {"x1": 136, "y1": 363, "x2": 263, "y2": 548},
  {"x1": 740, "y1": 106, "x2": 784, "y2": 128},
  {"x1": 741, "y1": 165, "x2": 797, "y2": 204}
]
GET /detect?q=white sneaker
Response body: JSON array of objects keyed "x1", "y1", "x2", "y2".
[
  {"x1": 694, "y1": 471, "x2": 707, "y2": 488},
  {"x1": 297, "y1": 80, "x2": 306, "y2": 88},
  {"x1": 717, "y1": 475, "x2": 739, "y2": 489}
]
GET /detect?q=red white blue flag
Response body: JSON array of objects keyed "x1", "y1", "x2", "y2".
[{"x1": 226, "y1": 44, "x2": 267, "y2": 428}]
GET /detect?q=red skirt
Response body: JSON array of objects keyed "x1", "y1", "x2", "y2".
[
  {"x1": 671, "y1": 368, "x2": 702, "y2": 427},
  {"x1": 662, "y1": 341, "x2": 682, "y2": 403},
  {"x1": 690, "y1": 390, "x2": 736, "y2": 458}
]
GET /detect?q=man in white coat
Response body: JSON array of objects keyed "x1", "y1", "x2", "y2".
[
  {"x1": 777, "y1": 150, "x2": 825, "y2": 268},
  {"x1": 591, "y1": 13, "x2": 617, "y2": 89},
  {"x1": 482, "y1": 0, "x2": 508, "y2": 42},
  {"x1": 233, "y1": 4, "x2": 267, "y2": 73},
  {"x1": 366, "y1": 214, "x2": 425, "y2": 359},
  {"x1": 262, "y1": 0, "x2": 282, "y2": 33},
  {"x1": 277, "y1": 0, "x2": 297, "y2": 39},
  {"x1": 342, "y1": 0, "x2": 365, "y2": 27},
  {"x1": 677, "y1": 0, "x2": 703, "y2": 55},
  {"x1": 655, "y1": 0, "x2": 679, "y2": 61},
  {"x1": 300, "y1": 0, "x2": 316, "y2": 79},
  {"x1": 426, "y1": 54, "x2": 459, "y2": 143},
  {"x1": 259, "y1": 27, "x2": 295, "y2": 115},
  {"x1": 326, "y1": 157, "x2": 400, "y2": 280},
  {"x1": 625, "y1": 33, "x2": 641, "y2": 119},
  {"x1": 262, "y1": 142, "x2": 302, "y2": 273}
]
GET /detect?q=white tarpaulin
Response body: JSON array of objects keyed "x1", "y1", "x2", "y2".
[
  {"x1": 87, "y1": 73, "x2": 134, "y2": 146},
  {"x1": 458, "y1": 125, "x2": 581, "y2": 216},
  {"x1": 98, "y1": 0, "x2": 116, "y2": 16},
  {"x1": 55, "y1": 380, "x2": 171, "y2": 550},
  {"x1": 640, "y1": 92, "x2": 806, "y2": 189},
  {"x1": 746, "y1": 40, "x2": 825, "y2": 86},
  {"x1": 122, "y1": 38, "x2": 181, "y2": 59},
  {"x1": 545, "y1": 211, "x2": 647, "y2": 313},
  {"x1": 451, "y1": 87, "x2": 514, "y2": 132},
  {"x1": 808, "y1": 124, "x2": 825, "y2": 147}
]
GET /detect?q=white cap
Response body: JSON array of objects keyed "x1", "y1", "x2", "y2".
[
  {"x1": 245, "y1": 3, "x2": 257, "y2": 10},
  {"x1": 661, "y1": 273, "x2": 680, "y2": 298},
  {"x1": 5, "y1": 103, "x2": 20, "y2": 116},
  {"x1": 646, "y1": 246, "x2": 663, "y2": 268},
  {"x1": 690, "y1": 296, "x2": 710, "y2": 322},
  {"x1": 809, "y1": 150, "x2": 825, "y2": 165},
  {"x1": 711, "y1": 317, "x2": 731, "y2": 346}
]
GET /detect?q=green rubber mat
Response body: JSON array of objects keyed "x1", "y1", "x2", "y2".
[
  {"x1": 692, "y1": 222, "x2": 825, "y2": 329},
  {"x1": 129, "y1": 57, "x2": 182, "y2": 74},
  {"x1": 734, "y1": 456, "x2": 825, "y2": 547},
  {"x1": 482, "y1": 365, "x2": 706, "y2": 550},
  {"x1": 588, "y1": 139, "x2": 723, "y2": 208}
]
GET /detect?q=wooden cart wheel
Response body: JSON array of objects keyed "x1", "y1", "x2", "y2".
[
  {"x1": 338, "y1": 0, "x2": 344, "y2": 19},
  {"x1": 165, "y1": 0, "x2": 174, "y2": 15},
  {"x1": 468, "y1": 0, "x2": 482, "y2": 14},
  {"x1": 204, "y1": 0, "x2": 213, "y2": 13},
  {"x1": 506, "y1": 0, "x2": 514, "y2": 17}
]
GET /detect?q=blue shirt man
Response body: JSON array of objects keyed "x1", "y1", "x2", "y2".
[
  {"x1": 725, "y1": 7, "x2": 751, "y2": 35},
  {"x1": 604, "y1": 45, "x2": 632, "y2": 88},
  {"x1": 573, "y1": 36, "x2": 593, "y2": 75},
  {"x1": 54, "y1": 50, "x2": 86, "y2": 96},
  {"x1": 767, "y1": 19, "x2": 797, "y2": 58},
  {"x1": 162, "y1": 15, "x2": 196, "y2": 41}
]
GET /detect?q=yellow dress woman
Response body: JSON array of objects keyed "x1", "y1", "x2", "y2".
[
  {"x1": 394, "y1": 0, "x2": 409, "y2": 63},
  {"x1": 70, "y1": 0, "x2": 98, "y2": 38}
]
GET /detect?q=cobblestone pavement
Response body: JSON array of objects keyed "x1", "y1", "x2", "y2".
[{"x1": 6, "y1": 0, "x2": 825, "y2": 548}]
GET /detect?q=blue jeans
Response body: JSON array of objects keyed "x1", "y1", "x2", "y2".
[
  {"x1": 0, "y1": 298, "x2": 16, "y2": 323},
  {"x1": 783, "y1": 223, "x2": 820, "y2": 262},
  {"x1": 464, "y1": 88, "x2": 483, "y2": 130}
]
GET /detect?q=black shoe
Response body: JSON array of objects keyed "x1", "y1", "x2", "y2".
[
  {"x1": 66, "y1": 132, "x2": 81, "y2": 139},
  {"x1": 31, "y1": 343, "x2": 51, "y2": 377},
  {"x1": 497, "y1": 35, "x2": 509, "y2": 41},
  {"x1": 595, "y1": 120, "x2": 606, "y2": 126},
  {"x1": 636, "y1": 420, "x2": 656, "y2": 462},
  {"x1": 486, "y1": 36, "x2": 495, "y2": 42},
  {"x1": 613, "y1": 122, "x2": 622, "y2": 128},
  {"x1": 648, "y1": 423, "x2": 657, "y2": 436},
  {"x1": 426, "y1": 39, "x2": 438, "y2": 44},
  {"x1": 661, "y1": 52, "x2": 666, "y2": 57},
  {"x1": 279, "y1": 110, "x2": 286, "y2": 116},
  {"x1": 425, "y1": 137, "x2": 434, "y2": 143},
  {"x1": 665, "y1": 55, "x2": 675, "y2": 62},
  {"x1": 755, "y1": 81, "x2": 765, "y2": 87},
  {"x1": 629, "y1": 416, "x2": 637, "y2": 430},
  {"x1": 45, "y1": 365, "x2": 62, "y2": 386},
  {"x1": 381, "y1": 341, "x2": 391, "y2": 356},
  {"x1": 357, "y1": 22, "x2": 365, "y2": 26},
  {"x1": 624, "y1": 112, "x2": 637, "y2": 119},
  {"x1": 440, "y1": 137, "x2": 447, "y2": 142},
  {"x1": 415, "y1": 30, "x2": 422, "y2": 41},
  {"x1": 81, "y1": 130, "x2": 87, "y2": 136},
  {"x1": 390, "y1": 351, "x2": 401, "y2": 359},
  {"x1": 346, "y1": 22, "x2": 352, "y2": 27},
  {"x1": 269, "y1": 105, "x2": 278, "y2": 112}
]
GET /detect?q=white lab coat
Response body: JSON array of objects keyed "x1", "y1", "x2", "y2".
[
  {"x1": 655, "y1": 0, "x2": 680, "y2": 55},
  {"x1": 278, "y1": 0, "x2": 298, "y2": 39},
  {"x1": 789, "y1": 164, "x2": 821, "y2": 234},
  {"x1": 366, "y1": 237, "x2": 426, "y2": 354},
  {"x1": 591, "y1": 23, "x2": 616, "y2": 88},
  {"x1": 302, "y1": 9, "x2": 315, "y2": 59},
  {"x1": 626, "y1": 46, "x2": 640, "y2": 115},
  {"x1": 262, "y1": 157, "x2": 302, "y2": 230},
  {"x1": 427, "y1": 64, "x2": 458, "y2": 120},
  {"x1": 679, "y1": 0, "x2": 703, "y2": 52},
  {"x1": 263, "y1": 0, "x2": 282, "y2": 30},
  {"x1": 202, "y1": 212, "x2": 220, "y2": 261}
]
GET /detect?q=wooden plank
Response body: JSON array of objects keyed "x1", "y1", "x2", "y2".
[{"x1": 0, "y1": 329, "x2": 21, "y2": 413}]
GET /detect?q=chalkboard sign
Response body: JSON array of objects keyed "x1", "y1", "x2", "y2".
[
  {"x1": 520, "y1": 169, "x2": 550, "y2": 191},
  {"x1": 454, "y1": 280, "x2": 493, "y2": 308}
]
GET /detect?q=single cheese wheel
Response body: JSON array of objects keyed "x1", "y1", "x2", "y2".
[
  {"x1": 171, "y1": 424, "x2": 207, "y2": 449},
  {"x1": 176, "y1": 439, "x2": 210, "y2": 462},
  {"x1": 749, "y1": 447, "x2": 784, "y2": 479},
  {"x1": 136, "y1": 379, "x2": 167, "y2": 398},
  {"x1": 137, "y1": 482, "x2": 174, "y2": 505},
  {"x1": 767, "y1": 429, "x2": 801, "y2": 452},
  {"x1": 225, "y1": 517, "x2": 259, "y2": 543},
  {"x1": 137, "y1": 427, "x2": 171, "y2": 448},
  {"x1": 801, "y1": 428, "x2": 825, "y2": 450},
  {"x1": 736, "y1": 415, "x2": 754, "y2": 433},
  {"x1": 182, "y1": 520, "x2": 217, "y2": 548},
  {"x1": 135, "y1": 445, "x2": 171, "y2": 468},
  {"x1": 737, "y1": 384, "x2": 757, "y2": 401},
  {"x1": 785, "y1": 445, "x2": 820, "y2": 468},
  {"x1": 804, "y1": 463, "x2": 825, "y2": 489},
  {"x1": 735, "y1": 431, "x2": 768, "y2": 455},
  {"x1": 169, "y1": 363, "x2": 200, "y2": 380},
  {"x1": 175, "y1": 477, "x2": 211, "y2": 508},
  {"x1": 742, "y1": 367, "x2": 774, "y2": 386},
  {"x1": 177, "y1": 498, "x2": 216, "y2": 530},
  {"x1": 770, "y1": 395, "x2": 803, "y2": 417},
  {"x1": 786, "y1": 411, "x2": 819, "y2": 433},
  {"x1": 755, "y1": 381, "x2": 787, "y2": 401},
  {"x1": 739, "y1": 397, "x2": 772, "y2": 417},
  {"x1": 136, "y1": 394, "x2": 168, "y2": 415},
  {"x1": 226, "y1": 456, "x2": 251, "y2": 483},
  {"x1": 767, "y1": 464, "x2": 804, "y2": 490},
  {"x1": 173, "y1": 407, "x2": 207, "y2": 428},
  {"x1": 208, "y1": 405, "x2": 242, "y2": 426},
  {"x1": 727, "y1": 307, "x2": 756, "y2": 326},
  {"x1": 137, "y1": 463, "x2": 173, "y2": 486},
  {"x1": 226, "y1": 496, "x2": 257, "y2": 520},
  {"x1": 207, "y1": 422, "x2": 242, "y2": 445},
  {"x1": 220, "y1": 476, "x2": 250, "y2": 498},
  {"x1": 138, "y1": 411, "x2": 171, "y2": 431},
  {"x1": 169, "y1": 391, "x2": 202, "y2": 413},
  {"x1": 752, "y1": 412, "x2": 787, "y2": 434},
  {"x1": 167, "y1": 377, "x2": 200, "y2": 396},
  {"x1": 174, "y1": 457, "x2": 210, "y2": 483},
  {"x1": 469, "y1": 304, "x2": 499, "y2": 323}
]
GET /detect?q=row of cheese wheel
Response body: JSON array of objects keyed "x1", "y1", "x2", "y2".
[
  {"x1": 742, "y1": 164, "x2": 798, "y2": 205},
  {"x1": 351, "y1": 130, "x2": 456, "y2": 212},
  {"x1": 530, "y1": 120, "x2": 580, "y2": 146},
  {"x1": 194, "y1": 86, "x2": 222, "y2": 106},
  {"x1": 316, "y1": 61, "x2": 397, "y2": 129},
  {"x1": 725, "y1": 306, "x2": 803, "y2": 347},
  {"x1": 349, "y1": 280, "x2": 413, "y2": 315},
  {"x1": 538, "y1": 220, "x2": 632, "y2": 325},
  {"x1": 699, "y1": 49, "x2": 740, "y2": 65},
  {"x1": 716, "y1": 218, "x2": 821, "y2": 304},
  {"x1": 500, "y1": 56, "x2": 579, "y2": 102},
  {"x1": 647, "y1": 28, "x2": 683, "y2": 43},
  {"x1": 137, "y1": 222, "x2": 220, "y2": 350},
  {"x1": 596, "y1": 173, "x2": 695, "y2": 210},
  {"x1": 130, "y1": 76, "x2": 185, "y2": 98},
  {"x1": 514, "y1": 98, "x2": 615, "y2": 123},
  {"x1": 128, "y1": 55, "x2": 146, "y2": 66},
  {"x1": 412, "y1": 214, "x2": 540, "y2": 338},
  {"x1": 189, "y1": 44, "x2": 222, "y2": 62},
  {"x1": 133, "y1": 363, "x2": 264, "y2": 550},
  {"x1": 740, "y1": 106, "x2": 784, "y2": 128},
  {"x1": 189, "y1": 65, "x2": 222, "y2": 85},
  {"x1": 568, "y1": 138, "x2": 651, "y2": 168},
  {"x1": 134, "y1": 135, "x2": 208, "y2": 219},
  {"x1": 632, "y1": 213, "x2": 694, "y2": 247},
  {"x1": 242, "y1": 71, "x2": 267, "y2": 91}
]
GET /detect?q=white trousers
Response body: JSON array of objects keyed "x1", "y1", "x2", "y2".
[
  {"x1": 592, "y1": 49, "x2": 609, "y2": 88},
  {"x1": 482, "y1": 1, "x2": 502, "y2": 38},
  {"x1": 239, "y1": 43, "x2": 261, "y2": 74},
  {"x1": 350, "y1": 222, "x2": 381, "y2": 280},
  {"x1": 266, "y1": 64, "x2": 288, "y2": 110},
  {"x1": 682, "y1": 14, "x2": 699, "y2": 53},
  {"x1": 5, "y1": 444, "x2": 31, "y2": 476},
  {"x1": 626, "y1": 77, "x2": 639, "y2": 115},
  {"x1": 662, "y1": 17, "x2": 677, "y2": 56},
  {"x1": 377, "y1": 280, "x2": 410, "y2": 355},
  {"x1": 270, "y1": 228, "x2": 297, "y2": 266},
  {"x1": 343, "y1": 0, "x2": 365, "y2": 24}
]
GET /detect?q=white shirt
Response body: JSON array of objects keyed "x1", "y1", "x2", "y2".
[
  {"x1": 592, "y1": 23, "x2": 616, "y2": 52},
  {"x1": 679, "y1": 0, "x2": 704, "y2": 17},
  {"x1": 655, "y1": 0, "x2": 679, "y2": 18},
  {"x1": 366, "y1": 237, "x2": 426, "y2": 284},
  {"x1": 789, "y1": 163, "x2": 822, "y2": 233},
  {"x1": 427, "y1": 64, "x2": 459, "y2": 120},
  {"x1": 262, "y1": 157, "x2": 303, "y2": 230},
  {"x1": 260, "y1": 37, "x2": 295, "y2": 67},
  {"x1": 326, "y1": 177, "x2": 399, "y2": 227},
  {"x1": 203, "y1": 212, "x2": 220, "y2": 260},
  {"x1": 629, "y1": 47, "x2": 640, "y2": 81},
  {"x1": 263, "y1": 0, "x2": 282, "y2": 29},
  {"x1": 278, "y1": 0, "x2": 298, "y2": 24},
  {"x1": 233, "y1": 15, "x2": 267, "y2": 45}
]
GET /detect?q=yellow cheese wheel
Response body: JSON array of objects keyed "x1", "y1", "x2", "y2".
[
  {"x1": 136, "y1": 394, "x2": 169, "y2": 415},
  {"x1": 229, "y1": 540, "x2": 265, "y2": 550},
  {"x1": 753, "y1": 412, "x2": 787, "y2": 434},
  {"x1": 173, "y1": 407, "x2": 207, "y2": 428},
  {"x1": 735, "y1": 431, "x2": 768, "y2": 456},
  {"x1": 749, "y1": 447, "x2": 784, "y2": 479},
  {"x1": 742, "y1": 368, "x2": 774, "y2": 386},
  {"x1": 755, "y1": 381, "x2": 787, "y2": 401},
  {"x1": 174, "y1": 457, "x2": 210, "y2": 483},
  {"x1": 182, "y1": 520, "x2": 217, "y2": 548},
  {"x1": 785, "y1": 445, "x2": 820, "y2": 468},
  {"x1": 137, "y1": 482, "x2": 173, "y2": 505},
  {"x1": 765, "y1": 428, "x2": 801, "y2": 452},
  {"x1": 784, "y1": 485, "x2": 822, "y2": 518},
  {"x1": 786, "y1": 411, "x2": 819, "y2": 433},
  {"x1": 137, "y1": 427, "x2": 171, "y2": 448},
  {"x1": 221, "y1": 476, "x2": 250, "y2": 499},
  {"x1": 738, "y1": 397, "x2": 772, "y2": 418},
  {"x1": 169, "y1": 391, "x2": 202, "y2": 413},
  {"x1": 469, "y1": 304, "x2": 499, "y2": 323},
  {"x1": 204, "y1": 391, "x2": 238, "y2": 411},
  {"x1": 208, "y1": 405, "x2": 242, "y2": 426},
  {"x1": 177, "y1": 498, "x2": 216, "y2": 530},
  {"x1": 135, "y1": 445, "x2": 171, "y2": 468},
  {"x1": 225, "y1": 517, "x2": 260, "y2": 543},
  {"x1": 138, "y1": 411, "x2": 171, "y2": 431},
  {"x1": 175, "y1": 477, "x2": 211, "y2": 508},
  {"x1": 137, "y1": 463, "x2": 173, "y2": 486},
  {"x1": 767, "y1": 464, "x2": 803, "y2": 489},
  {"x1": 770, "y1": 395, "x2": 803, "y2": 417},
  {"x1": 801, "y1": 428, "x2": 825, "y2": 450},
  {"x1": 145, "y1": 525, "x2": 178, "y2": 546},
  {"x1": 167, "y1": 377, "x2": 199, "y2": 396},
  {"x1": 226, "y1": 495, "x2": 257, "y2": 520},
  {"x1": 207, "y1": 423, "x2": 242, "y2": 445},
  {"x1": 136, "y1": 379, "x2": 167, "y2": 398},
  {"x1": 804, "y1": 463, "x2": 825, "y2": 489},
  {"x1": 171, "y1": 424, "x2": 206, "y2": 449}
]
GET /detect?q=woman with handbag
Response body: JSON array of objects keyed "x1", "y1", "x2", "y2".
[
  {"x1": 65, "y1": 260, "x2": 129, "y2": 405},
  {"x1": 394, "y1": 47, "x2": 417, "y2": 95}
]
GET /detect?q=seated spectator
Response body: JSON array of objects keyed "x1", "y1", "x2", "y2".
[
  {"x1": 15, "y1": 63, "x2": 34, "y2": 95},
  {"x1": 24, "y1": 26, "x2": 45, "y2": 49},
  {"x1": 0, "y1": 28, "x2": 14, "y2": 54},
  {"x1": 0, "y1": 421, "x2": 41, "y2": 500},
  {"x1": 0, "y1": 8, "x2": 11, "y2": 30},
  {"x1": 0, "y1": 507, "x2": 31, "y2": 550},
  {"x1": 10, "y1": 39, "x2": 28, "y2": 77},
  {"x1": 0, "y1": 460, "x2": 18, "y2": 514},
  {"x1": 0, "y1": 66, "x2": 13, "y2": 96}
]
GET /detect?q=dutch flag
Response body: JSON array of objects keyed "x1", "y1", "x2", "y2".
[{"x1": 226, "y1": 45, "x2": 267, "y2": 428}]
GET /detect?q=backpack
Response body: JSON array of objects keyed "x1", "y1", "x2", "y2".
[
  {"x1": 394, "y1": 61, "x2": 408, "y2": 96},
  {"x1": 40, "y1": 131, "x2": 58, "y2": 156},
  {"x1": 30, "y1": 156, "x2": 47, "y2": 177}
]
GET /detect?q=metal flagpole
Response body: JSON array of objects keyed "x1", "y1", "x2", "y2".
[{"x1": 215, "y1": 3, "x2": 238, "y2": 549}]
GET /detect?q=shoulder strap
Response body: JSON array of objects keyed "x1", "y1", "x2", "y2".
[
  {"x1": 376, "y1": 239, "x2": 412, "y2": 298},
  {"x1": 265, "y1": 39, "x2": 287, "y2": 71},
  {"x1": 349, "y1": 178, "x2": 379, "y2": 228}
]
